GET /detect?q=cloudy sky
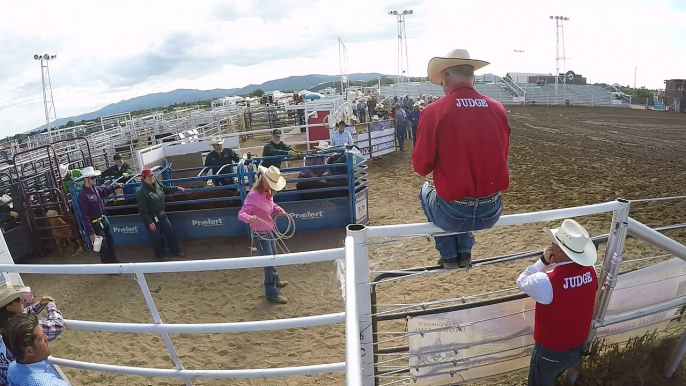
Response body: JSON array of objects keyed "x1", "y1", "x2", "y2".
[{"x1": 1, "y1": 0, "x2": 685, "y2": 137}]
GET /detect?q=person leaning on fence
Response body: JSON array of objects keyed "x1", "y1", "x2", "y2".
[
  {"x1": 59, "y1": 164, "x2": 82, "y2": 194},
  {"x1": 101, "y1": 154, "x2": 132, "y2": 182},
  {"x1": 237, "y1": 165, "x2": 290, "y2": 304},
  {"x1": 0, "y1": 283, "x2": 65, "y2": 386},
  {"x1": 261, "y1": 129, "x2": 300, "y2": 169},
  {"x1": 204, "y1": 136, "x2": 240, "y2": 186},
  {"x1": 331, "y1": 121, "x2": 354, "y2": 147},
  {"x1": 412, "y1": 49, "x2": 510, "y2": 270},
  {"x1": 3, "y1": 314, "x2": 69, "y2": 386},
  {"x1": 77, "y1": 166, "x2": 122, "y2": 264},
  {"x1": 516, "y1": 220, "x2": 598, "y2": 386},
  {"x1": 137, "y1": 169, "x2": 186, "y2": 261}
]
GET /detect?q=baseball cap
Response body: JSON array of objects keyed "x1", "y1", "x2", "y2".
[
  {"x1": 272, "y1": 129, "x2": 282, "y2": 136},
  {"x1": 141, "y1": 169, "x2": 154, "y2": 178}
]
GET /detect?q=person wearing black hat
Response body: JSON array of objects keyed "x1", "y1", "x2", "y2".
[
  {"x1": 261, "y1": 129, "x2": 299, "y2": 169},
  {"x1": 102, "y1": 154, "x2": 132, "y2": 183}
]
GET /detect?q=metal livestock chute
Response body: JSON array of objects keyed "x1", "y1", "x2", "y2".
[
  {"x1": 76, "y1": 146, "x2": 369, "y2": 247},
  {"x1": 0, "y1": 161, "x2": 37, "y2": 261},
  {"x1": 12, "y1": 137, "x2": 92, "y2": 256}
]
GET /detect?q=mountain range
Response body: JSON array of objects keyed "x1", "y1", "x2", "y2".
[{"x1": 32, "y1": 73, "x2": 385, "y2": 132}]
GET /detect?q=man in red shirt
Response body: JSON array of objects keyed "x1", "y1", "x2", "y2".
[
  {"x1": 413, "y1": 49, "x2": 510, "y2": 269},
  {"x1": 516, "y1": 219, "x2": 598, "y2": 386}
]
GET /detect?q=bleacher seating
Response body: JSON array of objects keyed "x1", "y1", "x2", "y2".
[{"x1": 380, "y1": 80, "x2": 629, "y2": 108}]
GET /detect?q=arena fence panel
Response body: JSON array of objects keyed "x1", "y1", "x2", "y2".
[{"x1": 1, "y1": 200, "x2": 686, "y2": 384}]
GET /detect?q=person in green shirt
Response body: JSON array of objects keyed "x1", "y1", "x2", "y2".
[
  {"x1": 261, "y1": 129, "x2": 300, "y2": 168},
  {"x1": 136, "y1": 168, "x2": 186, "y2": 261},
  {"x1": 59, "y1": 164, "x2": 83, "y2": 193}
]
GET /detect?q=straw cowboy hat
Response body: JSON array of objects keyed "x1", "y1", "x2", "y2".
[
  {"x1": 427, "y1": 49, "x2": 490, "y2": 85},
  {"x1": 210, "y1": 136, "x2": 223, "y2": 145},
  {"x1": 544, "y1": 219, "x2": 597, "y2": 267},
  {"x1": 1, "y1": 194, "x2": 12, "y2": 209},
  {"x1": 315, "y1": 141, "x2": 331, "y2": 150},
  {"x1": 258, "y1": 165, "x2": 287, "y2": 191},
  {"x1": 59, "y1": 164, "x2": 69, "y2": 178},
  {"x1": 0, "y1": 281, "x2": 31, "y2": 309},
  {"x1": 81, "y1": 166, "x2": 101, "y2": 178}
]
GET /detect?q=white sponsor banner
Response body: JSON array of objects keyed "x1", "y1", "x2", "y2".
[
  {"x1": 354, "y1": 126, "x2": 396, "y2": 160},
  {"x1": 407, "y1": 258, "x2": 686, "y2": 385}
]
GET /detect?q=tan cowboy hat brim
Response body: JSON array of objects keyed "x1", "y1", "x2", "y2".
[
  {"x1": 427, "y1": 57, "x2": 490, "y2": 85},
  {"x1": 544, "y1": 227, "x2": 598, "y2": 267},
  {"x1": 258, "y1": 165, "x2": 287, "y2": 191},
  {"x1": 0, "y1": 285, "x2": 31, "y2": 309}
]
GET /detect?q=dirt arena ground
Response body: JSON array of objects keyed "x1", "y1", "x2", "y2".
[{"x1": 19, "y1": 106, "x2": 686, "y2": 385}]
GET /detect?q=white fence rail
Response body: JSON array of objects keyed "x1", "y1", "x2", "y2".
[{"x1": 1, "y1": 200, "x2": 685, "y2": 384}]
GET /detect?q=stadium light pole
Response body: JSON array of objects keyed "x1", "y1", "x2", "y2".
[
  {"x1": 550, "y1": 16, "x2": 569, "y2": 104},
  {"x1": 634, "y1": 67, "x2": 637, "y2": 89},
  {"x1": 388, "y1": 10, "x2": 413, "y2": 84},
  {"x1": 33, "y1": 54, "x2": 58, "y2": 143}
]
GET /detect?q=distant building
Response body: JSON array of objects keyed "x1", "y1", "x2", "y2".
[
  {"x1": 506, "y1": 72, "x2": 550, "y2": 84},
  {"x1": 664, "y1": 79, "x2": 686, "y2": 112}
]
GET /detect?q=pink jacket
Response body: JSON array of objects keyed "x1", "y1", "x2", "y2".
[{"x1": 238, "y1": 189, "x2": 285, "y2": 232}]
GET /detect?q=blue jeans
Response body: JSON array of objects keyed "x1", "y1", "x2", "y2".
[
  {"x1": 144, "y1": 212, "x2": 180, "y2": 260},
  {"x1": 419, "y1": 182, "x2": 502, "y2": 261},
  {"x1": 253, "y1": 233, "x2": 281, "y2": 300},
  {"x1": 528, "y1": 342, "x2": 583, "y2": 386},
  {"x1": 396, "y1": 123, "x2": 406, "y2": 150}
]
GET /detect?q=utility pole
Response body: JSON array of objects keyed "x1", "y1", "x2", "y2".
[
  {"x1": 634, "y1": 67, "x2": 637, "y2": 89},
  {"x1": 33, "y1": 54, "x2": 58, "y2": 143},
  {"x1": 388, "y1": 10, "x2": 413, "y2": 84},
  {"x1": 550, "y1": 16, "x2": 569, "y2": 104}
]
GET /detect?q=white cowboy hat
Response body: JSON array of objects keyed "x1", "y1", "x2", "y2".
[
  {"x1": 315, "y1": 141, "x2": 331, "y2": 150},
  {"x1": 210, "y1": 136, "x2": 223, "y2": 145},
  {"x1": 427, "y1": 49, "x2": 490, "y2": 85},
  {"x1": 372, "y1": 115, "x2": 380, "y2": 121},
  {"x1": 59, "y1": 164, "x2": 69, "y2": 178},
  {"x1": 1, "y1": 194, "x2": 12, "y2": 209},
  {"x1": 544, "y1": 219, "x2": 597, "y2": 267},
  {"x1": 81, "y1": 166, "x2": 102, "y2": 178},
  {"x1": 258, "y1": 165, "x2": 287, "y2": 191},
  {"x1": 0, "y1": 281, "x2": 31, "y2": 309}
]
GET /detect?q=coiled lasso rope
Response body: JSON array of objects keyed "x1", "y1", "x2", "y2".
[{"x1": 250, "y1": 212, "x2": 296, "y2": 254}]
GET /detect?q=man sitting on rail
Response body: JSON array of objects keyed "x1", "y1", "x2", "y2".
[
  {"x1": 4, "y1": 314, "x2": 69, "y2": 385},
  {"x1": 330, "y1": 121, "x2": 354, "y2": 147},
  {"x1": 413, "y1": 49, "x2": 510, "y2": 269},
  {"x1": 516, "y1": 219, "x2": 598, "y2": 386},
  {"x1": 261, "y1": 129, "x2": 299, "y2": 169},
  {"x1": 204, "y1": 136, "x2": 240, "y2": 186}
]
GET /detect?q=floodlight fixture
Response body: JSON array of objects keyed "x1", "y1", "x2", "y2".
[
  {"x1": 550, "y1": 16, "x2": 554, "y2": 19},
  {"x1": 33, "y1": 54, "x2": 39, "y2": 60}
]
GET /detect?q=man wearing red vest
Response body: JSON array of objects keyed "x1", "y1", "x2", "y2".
[
  {"x1": 413, "y1": 49, "x2": 510, "y2": 269},
  {"x1": 516, "y1": 219, "x2": 598, "y2": 386}
]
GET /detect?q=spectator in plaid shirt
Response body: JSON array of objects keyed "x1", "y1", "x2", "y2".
[{"x1": 0, "y1": 283, "x2": 64, "y2": 386}]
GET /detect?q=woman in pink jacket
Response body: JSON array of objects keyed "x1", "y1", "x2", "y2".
[{"x1": 238, "y1": 165, "x2": 290, "y2": 304}]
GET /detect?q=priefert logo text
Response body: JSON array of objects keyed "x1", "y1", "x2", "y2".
[
  {"x1": 113, "y1": 226, "x2": 139, "y2": 234},
  {"x1": 290, "y1": 211, "x2": 324, "y2": 220},
  {"x1": 192, "y1": 218, "x2": 224, "y2": 227}
]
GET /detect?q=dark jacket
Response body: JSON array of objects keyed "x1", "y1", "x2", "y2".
[
  {"x1": 262, "y1": 141, "x2": 293, "y2": 168},
  {"x1": 102, "y1": 162, "x2": 132, "y2": 180},
  {"x1": 136, "y1": 179, "x2": 180, "y2": 225},
  {"x1": 204, "y1": 148, "x2": 240, "y2": 173}
]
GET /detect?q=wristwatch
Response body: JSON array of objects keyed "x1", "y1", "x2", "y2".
[{"x1": 540, "y1": 255, "x2": 550, "y2": 266}]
